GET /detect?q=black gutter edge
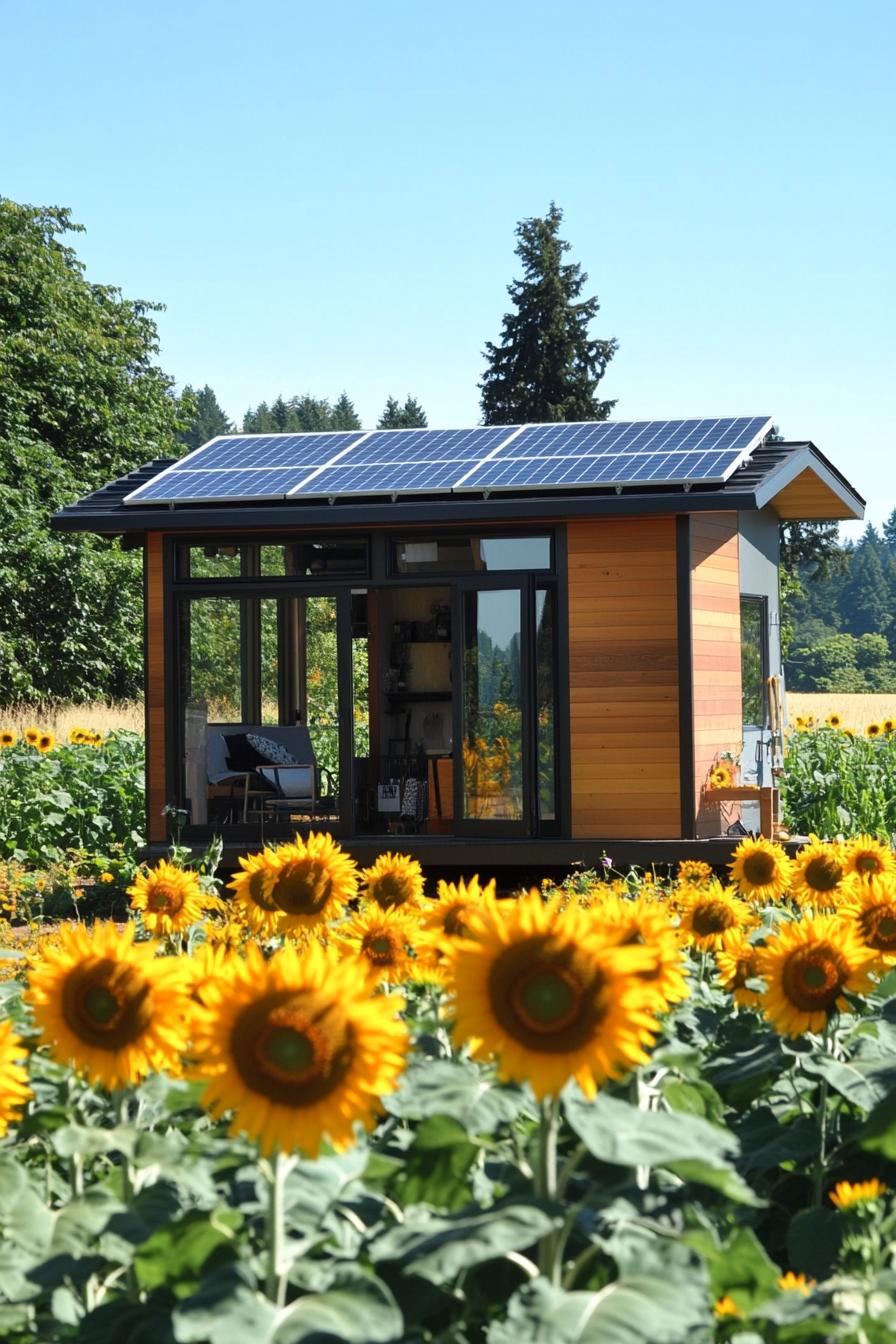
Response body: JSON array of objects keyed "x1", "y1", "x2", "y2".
[
  {"x1": 50, "y1": 488, "x2": 763, "y2": 536},
  {"x1": 675, "y1": 516, "x2": 696, "y2": 840}
]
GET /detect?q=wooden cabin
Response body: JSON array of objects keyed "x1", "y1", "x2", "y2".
[{"x1": 53, "y1": 417, "x2": 864, "y2": 870}]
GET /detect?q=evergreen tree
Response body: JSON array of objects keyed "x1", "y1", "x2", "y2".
[
  {"x1": 840, "y1": 528, "x2": 892, "y2": 638},
  {"x1": 178, "y1": 385, "x2": 233, "y2": 452},
  {"x1": 270, "y1": 395, "x2": 290, "y2": 431},
  {"x1": 480, "y1": 203, "x2": 617, "y2": 425},
  {"x1": 331, "y1": 391, "x2": 362, "y2": 430},
  {"x1": 883, "y1": 508, "x2": 896, "y2": 550},
  {"x1": 378, "y1": 395, "x2": 428, "y2": 429}
]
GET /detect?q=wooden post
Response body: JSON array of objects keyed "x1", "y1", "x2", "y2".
[{"x1": 184, "y1": 700, "x2": 208, "y2": 824}]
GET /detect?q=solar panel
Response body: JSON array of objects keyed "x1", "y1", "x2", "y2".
[
  {"x1": 127, "y1": 468, "x2": 317, "y2": 503},
  {"x1": 456, "y1": 448, "x2": 753, "y2": 493},
  {"x1": 340, "y1": 426, "x2": 517, "y2": 464},
  {"x1": 122, "y1": 416, "x2": 773, "y2": 505},
  {"x1": 290, "y1": 460, "x2": 469, "y2": 497}
]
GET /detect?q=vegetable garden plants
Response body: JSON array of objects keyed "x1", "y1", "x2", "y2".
[{"x1": 2, "y1": 836, "x2": 896, "y2": 1340}]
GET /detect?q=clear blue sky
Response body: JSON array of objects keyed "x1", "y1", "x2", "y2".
[{"x1": 3, "y1": 0, "x2": 893, "y2": 536}]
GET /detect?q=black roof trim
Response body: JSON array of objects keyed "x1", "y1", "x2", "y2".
[{"x1": 50, "y1": 441, "x2": 863, "y2": 535}]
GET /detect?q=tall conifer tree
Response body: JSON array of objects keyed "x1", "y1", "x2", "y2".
[
  {"x1": 179, "y1": 385, "x2": 233, "y2": 452},
  {"x1": 378, "y1": 395, "x2": 428, "y2": 428},
  {"x1": 480, "y1": 203, "x2": 617, "y2": 425}
]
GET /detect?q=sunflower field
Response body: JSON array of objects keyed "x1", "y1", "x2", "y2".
[
  {"x1": 782, "y1": 716, "x2": 896, "y2": 838},
  {"x1": 2, "y1": 836, "x2": 896, "y2": 1340}
]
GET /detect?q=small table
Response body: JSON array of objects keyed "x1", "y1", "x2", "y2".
[{"x1": 704, "y1": 785, "x2": 780, "y2": 839}]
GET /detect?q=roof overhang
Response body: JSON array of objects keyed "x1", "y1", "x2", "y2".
[{"x1": 753, "y1": 442, "x2": 864, "y2": 521}]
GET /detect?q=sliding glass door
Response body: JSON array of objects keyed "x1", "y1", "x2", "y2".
[{"x1": 454, "y1": 579, "x2": 558, "y2": 836}]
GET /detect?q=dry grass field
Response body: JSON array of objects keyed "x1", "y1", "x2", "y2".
[
  {"x1": 787, "y1": 692, "x2": 896, "y2": 730},
  {"x1": 0, "y1": 701, "x2": 145, "y2": 739}
]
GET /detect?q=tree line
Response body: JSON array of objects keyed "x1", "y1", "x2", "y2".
[{"x1": 785, "y1": 520, "x2": 896, "y2": 692}]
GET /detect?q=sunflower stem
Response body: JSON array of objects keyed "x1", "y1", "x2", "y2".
[
  {"x1": 812, "y1": 1023, "x2": 833, "y2": 1207},
  {"x1": 265, "y1": 1150, "x2": 292, "y2": 1308},
  {"x1": 115, "y1": 1092, "x2": 140, "y2": 1300},
  {"x1": 535, "y1": 1096, "x2": 560, "y2": 1283}
]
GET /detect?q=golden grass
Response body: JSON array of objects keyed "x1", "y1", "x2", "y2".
[
  {"x1": 788, "y1": 693, "x2": 896, "y2": 731},
  {"x1": 0, "y1": 702, "x2": 145, "y2": 739}
]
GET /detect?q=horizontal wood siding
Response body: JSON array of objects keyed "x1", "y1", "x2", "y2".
[
  {"x1": 568, "y1": 519, "x2": 680, "y2": 839},
  {"x1": 146, "y1": 534, "x2": 167, "y2": 844},
  {"x1": 690, "y1": 514, "x2": 742, "y2": 837}
]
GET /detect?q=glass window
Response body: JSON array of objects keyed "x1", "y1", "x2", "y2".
[
  {"x1": 740, "y1": 597, "x2": 768, "y2": 726},
  {"x1": 181, "y1": 545, "x2": 242, "y2": 579},
  {"x1": 181, "y1": 597, "x2": 243, "y2": 720},
  {"x1": 461, "y1": 589, "x2": 523, "y2": 821},
  {"x1": 392, "y1": 535, "x2": 551, "y2": 573},
  {"x1": 535, "y1": 588, "x2": 556, "y2": 821},
  {"x1": 284, "y1": 540, "x2": 367, "y2": 577}
]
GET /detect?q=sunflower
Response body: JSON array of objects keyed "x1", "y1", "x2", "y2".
[
  {"x1": 185, "y1": 940, "x2": 235, "y2": 1005},
  {"x1": 68, "y1": 727, "x2": 85, "y2": 745},
  {"x1": 714, "y1": 928, "x2": 763, "y2": 1007},
  {"x1": 778, "y1": 1272, "x2": 814, "y2": 1294},
  {"x1": 843, "y1": 835, "x2": 896, "y2": 883},
  {"x1": 709, "y1": 764, "x2": 732, "y2": 789},
  {"x1": 128, "y1": 859, "x2": 213, "y2": 936},
  {"x1": 677, "y1": 859, "x2": 714, "y2": 886},
  {"x1": 756, "y1": 913, "x2": 876, "y2": 1037},
  {"x1": 790, "y1": 836, "x2": 847, "y2": 908},
  {"x1": 866, "y1": 722, "x2": 883, "y2": 739},
  {"x1": 36, "y1": 732, "x2": 55, "y2": 754},
  {"x1": 829, "y1": 1178, "x2": 887, "y2": 1210},
  {"x1": 884, "y1": 719, "x2": 896, "y2": 735},
  {"x1": 839, "y1": 876, "x2": 896, "y2": 966},
  {"x1": 588, "y1": 893, "x2": 690, "y2": 1010},
  {"x1": 677, "y1": 881, "x2": 755, "y2": 951},
  {"x1": 446, "y1": 889, "x2": 660, "y2": 1099},
  {"x1": 263, "y1": 833, "x2": 359, "y2": 933},
  {"x1": 189, "y1": 939, "x2": 408, "y2": 1156},
  {"x1": 26, "y1": 921, "x2": 192, "y2": 1088},
  {"x1": 24, "y1": 728, "x2": 39, "y2": 746},
  {"x1": 0, "y1": 1019, "x2": 32, "y2": 1136},
  {"x1": 361, "y1": 852, "x2": 424, "y2": 911},
  {"x1": 825, "y1": 713, "x2": 842, "y2": 729},
  {"x1": 0, "y1": 730, "x2": 15, "y2": 749},
  {"x1": 332, "y1": 905, "x2": 418, "y2": 985},
  {"x1": 227, "y1": 849, "x2": 284, "y2": 936},
  {"x1": 729, "y1": 837, "x2": 794, "y2": 903},
  {"x1": 417, "y1": 875, "x2": 496, "y2": 977}
]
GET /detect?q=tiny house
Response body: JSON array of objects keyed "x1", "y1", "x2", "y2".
[{"x1": 54, "y1": 417, "x2": 864, "y2": 869}]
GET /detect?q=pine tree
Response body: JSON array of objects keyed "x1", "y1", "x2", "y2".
[
  {"x1": 378, "y1": 395, "x2": 428, "y2": 428},
  {"x1": 178, "y1": 385, "x2": 233, "y2": 452},
  {"x1": 331, "y1": 391, "x2": 362, "y2": 430},
  {"x1": 480, "y1": 203, "x2": 617, "y2": 425},
  {"x1": 841, "y1": 528, "x2": 892, "y2": 638},
  {"x1": 883, "y1": 508, "x2": 896, "y2": 550}
]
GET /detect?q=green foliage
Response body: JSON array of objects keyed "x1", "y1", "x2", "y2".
[
  {"x1": 242, "y1": 392, "x2": 361, "y2": 433},
  {"x1": 785, "y1": 523, "x2": 896, "y2": 692},
  {"x1": 0, "y1": 731, "x2": 144, "y2": 867},
  {"x1": 0, "y1": 197, "x2": 186, "y2": 702},
  {"x1": 377, "y1": 395, "x2": 428, "y2": 428},
  {"x1": 480, "y1": 202, "x2": 617, "y2": 425},
  {"x1": 781, "y1": 724, "x2": 896, "y2": 837},
  {"x1": 178, "y1": 385, "x2": 233, "y2": 451}
]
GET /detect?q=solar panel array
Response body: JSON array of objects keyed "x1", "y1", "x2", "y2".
[{"x1": 123, "y1": 416, "x2": 774, "y2": 506}]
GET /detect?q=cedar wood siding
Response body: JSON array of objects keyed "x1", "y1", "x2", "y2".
[
  {"x1": 567, "y1": 518, "x2": 681, "y2": 839},
  {"x1": 690, "y1": 513, "x2": 742, "y2": 837},
  {"x1": 146, "y1": 533, "x2": 167, "y2": 843}
]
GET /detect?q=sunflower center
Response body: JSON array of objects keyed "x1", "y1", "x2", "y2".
[
  {"x1": 857, "y1": 853, "x2": 883, "y2": 874},
  {"x1": 443, "y1": 906, "x2": 468, "y2": 936},
  {"x1": 147, "y1": 883, "x2": 182, "y2": 914},
  {"x1": 263, "y1": 1026, "x2": 316, "y2": 1075},
  {"x1": 61, "y1": 958, "x2": 153, "y2": 1050},
  {"x1": 781, "y1": 944, "x2": 846, "y2": 1013},
  {"x1": 364, "y1": 934, "x2": 396, "y2": 963},
  {"x1": 692, "y1": 900, "x2": 736, "y2": 936},
  {"x1": 742, "y1": 852, "x2": 776, "y2": 886},
  {"x1": 232, "y1": 990, "x2": 353, "y2": 1103},
  {"x1": 490, "y1": 935, "x2": 603, "y2": 1053},
  {"x1": 372, "y1": 874, "x2": 412, "y2": 909},
  {"x1": 272, "y1": 859, "x2": 334, "y2": 917},
  {"x1": 83, "y1": 984, "x2": 120, "y2": 1024},
  {"x1": 248, "y1": 869, "x2": 281, "y2": 912},
  {"x1": 803, "y1": 856, "x2": 843, "y2": 892},
  {"x1": 861, "y1": 908, "x2": 896, "y2": 950}
]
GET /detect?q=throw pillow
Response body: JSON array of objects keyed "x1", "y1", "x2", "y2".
[
  {"x1": 224, "y1": 733, "x2": 269, "y2": 771},
  {"x1": 246, "y1": 733, "x2": 300, "y2": 766}
]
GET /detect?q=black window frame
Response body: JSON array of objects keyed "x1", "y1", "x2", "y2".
[{"x1": 740, "y1": 593, "x2": 770, "y2": 728}]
